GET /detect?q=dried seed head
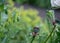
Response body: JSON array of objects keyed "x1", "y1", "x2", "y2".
[
  {"x1": 32, "y1": 26, "x2": 39, "y2": 36},
  {"x1": 33, "y1": 26, "x2": 39, "y2": 33},
  {"x1": 53, "y1": 21, "x2": 56, "y2": 25}
]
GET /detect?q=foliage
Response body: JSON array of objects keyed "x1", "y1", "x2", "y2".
[
  {"x1": 0, "y1": 0, "x2": 4, "y2": 11},
  {"x1": 10, "y1": 0, "x2": 28, "y2": 4},
  {"x1": 0, "y1": 0, "x2": 60, "y2": 43},
  {"x1": 0, "y1": 5, "x2": 49, "y2": 43},
  {"x1": 11, "y1": 0, "x2": 51, "y2": 8}
]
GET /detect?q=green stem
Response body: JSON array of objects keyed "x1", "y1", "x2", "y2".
[
  {"x1": 31, "y1": 36, "x2": 35, "y2": 43},
  {"x1": 44, "y1": 24, "x2": 56, "y2": 43}
]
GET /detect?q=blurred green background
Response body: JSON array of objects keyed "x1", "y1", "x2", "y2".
[{"x1": 0, "y1": 0, "x2": 60, "y2": 43}]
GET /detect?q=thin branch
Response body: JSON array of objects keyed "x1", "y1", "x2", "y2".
[
  {"x1": 44, "y1": 24, "x2": 56, "y2": 43},
  {"x1": 31, "y1": 36, "x2": 35, "y2": 43}
]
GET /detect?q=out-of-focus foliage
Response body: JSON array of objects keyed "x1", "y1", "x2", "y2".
[
  {"x1": 28, "y1": 0, "x2": 51, "y2": 8},
  {"x1": 11, "y1": 0, "x2": 51, "y2": 8},
  {"x1": 0, "y1": 0, "x2": 4, "y2": 11},
  {"x1": 0, "y1": 0, "x2": 60, "y2": 43},
  {"x1": 15, "y1": 0, "x2": 28, "y2": 4},
  {"x1": 0, "y1": 5, "x2": 50, "y2": 43}
]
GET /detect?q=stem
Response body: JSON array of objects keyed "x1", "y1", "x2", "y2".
[
  {"x1": 31, "y1": 36, "x2": 35, "y2": 43},
  {"x1": 44, "y1": 24, "x2": 56, "y2": 43}
]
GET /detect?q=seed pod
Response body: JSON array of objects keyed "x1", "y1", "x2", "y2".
[
  {"x1": 53, "y1": 21, "x2": 56, "y2": 25},
  {"x1": 32, "y1": 26, "x2": 39, "y2": 36}
]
